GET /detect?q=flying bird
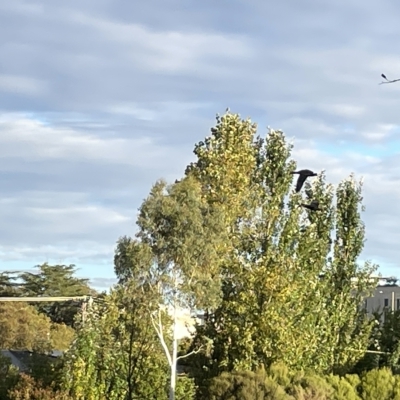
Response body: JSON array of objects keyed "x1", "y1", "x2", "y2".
[
  {"x1": 291, "y1": 169, "x2": 318, "y2": 192},
  {"x1": 382, "y1": 73, "x2": 388, "y2": 80},
  {"x1": 301, "y1": 200, "x2": 319, "y2": 211}
]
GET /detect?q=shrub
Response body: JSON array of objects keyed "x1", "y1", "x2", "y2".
[
  {"x1": 207, "y1": 369, "x2": 292, "y2": 400},
  {"x1": 7, "y1": 373, "x2": 72, "y2": 400},
  {"x1": 359, "y1": 367, "x2": 395, "y2": 400},
  {"x1": 325, "y1": 374, "x2": 360, "y2": 400},
  {"x1": 176, "y1": 374, "x2": 197, "y2": 400}
]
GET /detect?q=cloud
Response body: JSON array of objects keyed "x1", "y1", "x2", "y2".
[
  {"x1": 68, "y1": 11, "x2": 254, "y2": 75},
  {"x1": 0, "y1": 113, "x2": 199, "y2": 174},
  {"x1": 0, "y1": 74, "x2": 47, "y2": 96},
  {"x1": 1, "y1": 0, "x2": 400, "y2": 286},
  {"x1": 0, "y1": 112, "x2": 198, "y2": 272},
  {"x1": 89, "y1": 277, "x2": 117, "y2": 290}
]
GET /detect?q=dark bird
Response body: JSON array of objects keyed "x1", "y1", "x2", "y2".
[
  {"x1": 291, "y1": 169, "x2": 318, "y2": 192},
  {"x1": 379, "y1": 74, "x2": 400, "y2": 85},
  {"x1": 301, "y1": 200, "x2": 319, "y2": 211}
]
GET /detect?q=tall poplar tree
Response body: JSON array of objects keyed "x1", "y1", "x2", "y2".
[{"x1": 186, "y1": 111, "x2": 377, "y2": 382}]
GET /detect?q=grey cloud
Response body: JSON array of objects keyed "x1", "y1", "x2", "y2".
[{"x1": 1, "y1": 0, "x2": 400, "y2": 282}]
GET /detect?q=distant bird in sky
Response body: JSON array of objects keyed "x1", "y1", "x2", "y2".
[
  {"x1": 301, "y1": 200, "x2": 319, "y2": 211},
  {"x1": 291, "y1": 169, "x2": 318, "y2": 192},
  {"x1": 380, "y1": 73, "x2": 400, "y2": 84}
]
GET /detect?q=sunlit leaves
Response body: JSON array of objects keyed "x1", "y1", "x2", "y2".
[
  {"x1": 62, "y1": 284, "x2": 168, "y2": 400},
  {"x1": 187, "y1": 111, "x2": 377, "y2": 380},
  {"x1": 135, "y1": 174, "x2": 229, "y2": 310}
]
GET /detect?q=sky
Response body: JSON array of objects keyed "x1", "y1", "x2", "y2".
[{"x1": 1, "y1": 0, "x2": 400, "y2": 291}]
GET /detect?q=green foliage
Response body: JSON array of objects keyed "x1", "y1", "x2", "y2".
[
  {"x1": 207, "y1": 369, "x2": 290, "y2": 400},
  {"x1": 6, "y1": 373, "x2": 72, "y2": 400},
  {"x1": 0, "y1": 353, "x2": 20, "y2": 400},
  {"x1": 175, "y1": 375, "x2": 197, "y2": 400},
  {"x1": 0, "y1": 302, "x2": 74, "y2": 353},
  {"x1": 0, "y1": 273, "x2": 20, "y2": 296},
  {"x1": 359, "y1": 367, "x2": 395, "y2": 400},
  {"x1": 205, "y1": 364, "x2": 400, "y2": 400},
  {"x1": 61, "y1": 281, "x2": 168, "y2": 400},
  {"x1": 115, "y1": 174, "x2": 230, "y2": 400},
  {"x1": 325, "y1": 374, "x2": 360, "y2": 400},
  {"x1": 134, "y1": 174, "x2": 228, "y2": 310},
  {"x1": 18, "y1": 263, "x2": 94, "y2": 326},
  {"x1": 353, "y1": 310, "x2": 400, "y2": 374},
  {"x1": 187, "y1": 111, "x2": 377, "y2": 382},
  {"x1": 2, "y1": 109, "x2": 394, "y2": 399}
]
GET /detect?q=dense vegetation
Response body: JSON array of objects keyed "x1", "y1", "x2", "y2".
[{"x1": 0, "y1": 111, "x2": 399, "y2": 399}]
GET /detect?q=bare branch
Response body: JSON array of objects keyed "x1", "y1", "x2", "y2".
[
  {"x1": 176, "y1": 345, "x2": 204, "y2": 361},
  {"x1": 349, "y1": 348, "x2": 391, "y2": 355},
  {"x1": 379, "y1": 78, "x2": 400, "y2": 85}
]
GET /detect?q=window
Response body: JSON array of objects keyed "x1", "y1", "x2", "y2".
[
  {"x1": 384, "y1": 298, "x2": 389, "y2": 308},
  {"x1": 397, "y1": 298, "x2": 400, "y2": 310}
]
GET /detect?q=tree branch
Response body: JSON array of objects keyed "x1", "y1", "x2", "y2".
[
  {"x1": 150, "y1": 307, "x2": 172, "y2": 367},
  {"x1": 176, "y1": 345, "x2": 204, "y2": 360},
  {"x1": 379, "y1": 78, "x2": 400, "y2": 85}
]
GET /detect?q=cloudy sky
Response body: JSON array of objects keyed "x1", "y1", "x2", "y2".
[{"x1": 1, "y1": 0, "x2": 400, "y2": 289}]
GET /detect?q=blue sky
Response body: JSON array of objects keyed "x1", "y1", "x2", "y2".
[{"x1": 2, "y1": 0, "x2": 400, "y2": 289}]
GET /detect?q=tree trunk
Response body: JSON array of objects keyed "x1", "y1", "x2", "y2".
[{"x1": 169, "y1": 293, "x2": 178, "y2": 400}]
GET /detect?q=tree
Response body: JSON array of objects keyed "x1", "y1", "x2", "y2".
[
  {"x1": 184, "y1": 111, "x2": 377, "y2": 385},
  {"x1": 7, "y1": 373, "x2": 72, "y2": 400},
  {"x1": 354, "y1": 309, "x2": 400, "y2": 373},
  {"x1": 62, "y1": 281, "x2": 170, "y2": 400},
  {"x1": 0, "y1": 272, "x2": 20, "y2": 297},
  {"x1": 114, "y1": 174, "x2": 228, "y2": 400},
  {"x1": 18, "y1": 263, "x2": 94, "y2": 326},
  {"x1": 0, "y1": 353, "x2": 20, "y2": 400},
  {"x1": 0, "y1": 302, "x2": 73, "y2": 353}
]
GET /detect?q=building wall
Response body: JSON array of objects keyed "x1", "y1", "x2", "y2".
[{"x1": 365, "y1": 285, "x2": 400, "y2": 319}]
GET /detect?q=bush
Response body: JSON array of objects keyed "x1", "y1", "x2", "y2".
[
  {"x1": 289, "y1": 372, "x2": 334, "y2": 400},
  {"x1": 176, "y1": 374, "x2": 197, "y2": 400},
  {"x1": 7, "y1": 373, "x2": 72, "y2": 400},
  {"x1": 0, "y1": 353, "x2": 20, "y2": 399},
  {"x1": 325, "y1": 375, "x2": 360, "y2": 400},
  {"x1": 207, "y1": 369, "x2": 292, "y2": 400},
  {"x1": 359, "y1": 367, "x2": 395, "y2": 400}
]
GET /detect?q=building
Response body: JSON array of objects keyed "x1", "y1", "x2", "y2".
[{"x1": 364, "y1": 277, "x2": 400, "y2": 318}]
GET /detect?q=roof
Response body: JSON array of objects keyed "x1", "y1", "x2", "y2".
[
  {"x1": 1, "y1": 350, "x2": 29, "y2": 372},
  {"x1": 0, "y1": 349, "x2": 64, "y2": 372}
]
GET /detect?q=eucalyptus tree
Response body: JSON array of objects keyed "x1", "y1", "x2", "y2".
[{"x1": 114, "y1": 174, "x2": 227, "y2": 400}]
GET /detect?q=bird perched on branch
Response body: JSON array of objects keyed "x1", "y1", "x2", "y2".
[
  {"x1": 380, "y1": 73, "x2": 400, "y2": 84},
  {"x1": 301, "y1": 200, "x2": 319, "y2": 211},
  {"x1": 291, "y1": 169, "x2": 318, "y2": 192}
]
